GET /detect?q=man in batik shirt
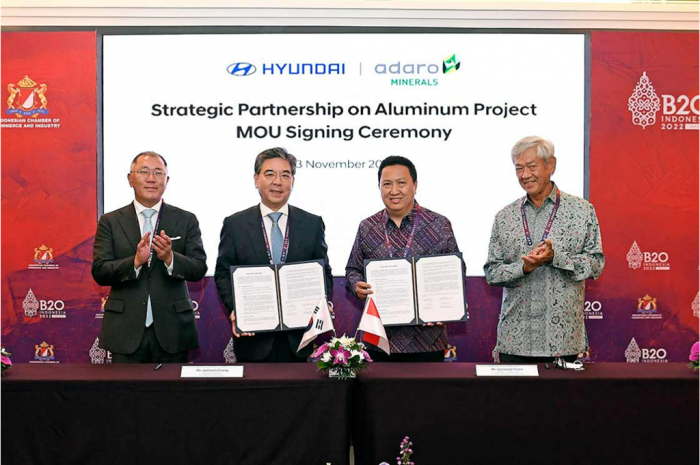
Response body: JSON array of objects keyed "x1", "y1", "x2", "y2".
[
  {"x1": 346, "y1": 156, "x2": 465, "y2": 362},
  {"x1": 485, "y1": 136, "x2": 605, "y2": 364}
]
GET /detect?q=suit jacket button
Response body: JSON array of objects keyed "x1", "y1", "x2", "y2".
[{"x1": 142, "y1": 301, "x2": 146, "y2": 306}]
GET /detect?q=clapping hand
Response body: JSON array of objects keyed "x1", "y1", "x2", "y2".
[
  {"x1": 134, "y1": 231, "x2": 151, "y2": 268},
  {"x1": 152, "y1": 231, "x2": 173, "y2": 266}
]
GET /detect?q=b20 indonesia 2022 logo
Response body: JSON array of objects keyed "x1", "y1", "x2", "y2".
[{"x1": 628, "y1": 71, "x2": 699, "y2": 131}]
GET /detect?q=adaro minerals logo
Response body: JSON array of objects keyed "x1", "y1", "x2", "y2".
[
  {"x1": 628, "y1": 71, "x2": 699, "y2": 131},
  {"x1": 6, "y1": 75, "x2": 49, "y2": 117}
]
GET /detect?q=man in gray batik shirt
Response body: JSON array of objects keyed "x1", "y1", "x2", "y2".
[{"x1": 484, "y1": 136, "x2": 605, "y2": 364}]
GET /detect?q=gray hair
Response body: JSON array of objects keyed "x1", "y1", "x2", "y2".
[
  {"x1": 131, "y1": 151, "x2": 168, "y2": 169},
  {"x1": 511, "y1": 136, "x2": 555, "y2": 163},
  {"x1": 254, "y1": 147, "x2": 297, "y2": 176}
]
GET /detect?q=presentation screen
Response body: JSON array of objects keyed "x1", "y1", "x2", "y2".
[{"x1": 103, "y1": 33, "x2": 585, "y2": 277}]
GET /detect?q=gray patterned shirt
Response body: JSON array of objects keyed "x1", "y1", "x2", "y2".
[{"x1": 484, "y1": 183, "x2": 605, "y2": 357}]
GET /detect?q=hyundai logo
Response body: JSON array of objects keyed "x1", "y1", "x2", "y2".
[{"x1": 227, "y1": 62, "x2": 257, "y2": 76}]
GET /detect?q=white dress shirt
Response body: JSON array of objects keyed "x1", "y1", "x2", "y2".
[{"x1": 133, "y1": 199, "x2": 174, "y2": 275}]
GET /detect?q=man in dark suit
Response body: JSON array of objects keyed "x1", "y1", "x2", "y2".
[
  {"x1": 92, "y1": 151, "x2": 207, "y2": 363},
  {"x1": 215, "y1": 147, "x2": 333, "y2": 363}
]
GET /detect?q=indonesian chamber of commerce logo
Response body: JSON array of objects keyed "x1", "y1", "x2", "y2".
[
  {"x1": 28, "y1": 244, "x2": 59, "y2": 270},
  {"x1": 628, "y1": 72, "x2": 660, "y2": 129},
  {"x1": 95, "y1": 296, "x2": 107, "y2": 319},
  {"x1": 693, "y1": 291, "x2": 699, "y2": 318},
  {"x1": 628, "y1": 71, "x2": 699, "y2": 131},
  {"x1": 32, "y1": 341, "x2": 57, "y2": 363},
  {"x1": 633, "y1": 294, "x2": 662, "y2": 320},
  {"x1": 625, "y1": 337, "x2": 668, "y2": 363},
  {"x1": 626, "y1": 241, "x2": 670, "y2": 271},
  {"x1": 89, "y1": 337, "x2": 112, "y2": 364},
  {"x1": 6, "y1": 75, "x2": 49, "y2": 117},
  {"x1": 23, "y1": 288, "x2": 66, "y2": 319}
]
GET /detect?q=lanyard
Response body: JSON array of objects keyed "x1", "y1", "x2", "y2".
[
  {"x1": 521, "y1": 188, "x2": 560, "y2": 247},
  {"x1": 260, "y1": 215, "x2": 290, "y2": 265},
  {"x1": 382, "y1": 206, "x2": 421, "y2": 259},
  {"x1": 146, "y1": 205, "x2": 162, "y2": 268}
]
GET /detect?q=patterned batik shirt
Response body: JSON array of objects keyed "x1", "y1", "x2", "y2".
[
  {"x1": 484, "y1": 183, "x2": 605, "y2": 357},
  {"x1": 345, "y1": 202, "x2": 464, "y2": 353}
]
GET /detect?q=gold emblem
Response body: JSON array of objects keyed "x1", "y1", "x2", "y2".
[
  {"x1": 33, "y1": 244, "x2": 54, "y2": 262},
  {"x1": 6, "y1": 75, "x2": 48, "y2": 118},
  {"x1": 34, "y1": 341, "x2": 55, "y2": 358},
  {"x1": 637, "y1": 294, "x2": 657, "y2": 311}
]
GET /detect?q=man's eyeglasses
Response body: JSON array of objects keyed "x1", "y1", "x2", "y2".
[{"x1": 131, "y1": 169, "x2": 166, "y2": 179}]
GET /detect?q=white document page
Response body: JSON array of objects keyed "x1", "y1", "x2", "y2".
[
  {"x1": 416, "y1": 255, "x2": 466, "y2": 323},
  {"x1": 278, "y1": 261, "x2": 325, "y2": 329},
  {"x1": 232, "y1": 267, "x2": 280, "y2": 332},
  {"x1": 365, "y1": 259, "x2": 415, "y2": 325}
]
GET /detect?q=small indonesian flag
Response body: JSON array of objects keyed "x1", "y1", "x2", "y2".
[
  {"x1": 297, "y1": 295, "x2": 335, "y2": 353},
  {"x1": 358, "y1": 297, "x2": 390, "y2": 355}
]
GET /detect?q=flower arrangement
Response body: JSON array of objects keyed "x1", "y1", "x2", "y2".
[
  {"x1": 379, "y1": 436, "x2": 415, "y2": 465},
  {"x1": 396, "y1": 436, "x2": 414, "y2": 465},
  {"x1": 312, "y1": 335, "x2": 372, "y2": 379},
  {"x1": 689, "y1": 342, "x2": 699, "y2": 371},
  {"x1": 1, "y1": 348, "x2": 12, "y2": 376}
]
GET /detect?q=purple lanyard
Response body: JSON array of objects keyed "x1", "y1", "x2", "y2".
[
  {"x1": 382, "y1": 206, "x2": 421, "y2": 259},
  {"x1": 521, "y1": 189, "x2": 560, "y2": 247},
  {"x1": 146, "y1": 205, "x2": 163, "y2": 268},
  {"x1": 260, "y1": 215, "x2": 290, "y2": 265}
]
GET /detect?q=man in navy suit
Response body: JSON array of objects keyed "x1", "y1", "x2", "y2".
[
  {"x1": 92, "y1": 151, "x2": 207, "y2": 363},
  {"x1": 215, "y1": 147, "x2": 333, "y2": 363}
]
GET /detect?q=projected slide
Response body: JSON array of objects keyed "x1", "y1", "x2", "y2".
[{"x1": 103, "y1": 34, "x2": 585, "y2": 277}]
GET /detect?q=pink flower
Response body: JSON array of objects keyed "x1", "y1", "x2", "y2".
[
  {"x1": 312, "y1": 343, "x2": 329, "y2": 358},
  {"x1": 1, "y1": 355, "x2": 12, "y2": 367},
  {"x1": 331, "y1": 347, "x2": 351, "y2": 365},
  {"x1": 361, "y1": 350, "x2": 373, "y2": 362},
  {"x1": 689, "y1": 342, "x2": 699, "y2": 362}
]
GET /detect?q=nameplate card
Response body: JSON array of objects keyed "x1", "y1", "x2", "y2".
[
  {"x1": 475, "y1": 364, "x2": 539, "y2": 377},
  {"x1": 180, "y1": 366, "x2": 244, "y2": 378}
]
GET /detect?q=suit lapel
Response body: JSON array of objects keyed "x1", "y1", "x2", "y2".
[
  {"x1": 245, "y1": 206, "x2": 272, "y2": 264},
  {"x1": 157, "y1": 202, "x2": 179, "y2": 241},
  {"x1": 117, "y1": 203, "x2": 141, "y2": 253},
  {"x1": 287, "y1": 205, "x2": 302, "y2": 263},
  {"x1": 148, "y1": 202, "x2": 179, "y2": 272}
]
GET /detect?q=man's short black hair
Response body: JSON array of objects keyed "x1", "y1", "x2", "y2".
[
  {"x1": 131, "y1": 151, "x2": 168, "y2": 168},
  {"x1": 254, "y1": 147, "x2": 297, "y2": 176},
  {"x1": 378, "y1": 156, "x2": 417, "y2": 184}
]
